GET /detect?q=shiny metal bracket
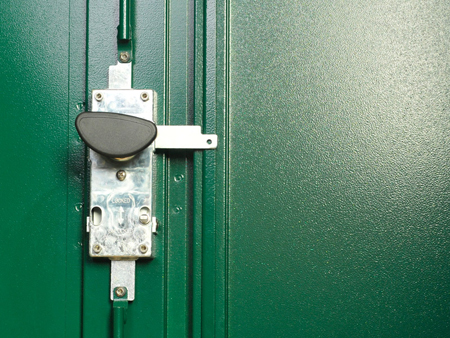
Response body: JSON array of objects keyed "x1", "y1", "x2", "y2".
[{"x1": 111, "y1": 260, "x2": 135, "y2": 301}]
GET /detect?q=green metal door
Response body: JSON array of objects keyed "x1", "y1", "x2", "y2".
[
  {"x1": 1, "y1": 0, "x2": 449, "y2": 337},
  {"x1": 223, "y1": 1, "x2": 450, "y2": 337}
]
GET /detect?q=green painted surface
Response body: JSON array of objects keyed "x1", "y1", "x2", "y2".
[
  {"x1": 0, "y1": 0, "x2": 86, "y2": 336},
  {"x1": 226, "y1": 0, "x2": 450, "y2": 337}
]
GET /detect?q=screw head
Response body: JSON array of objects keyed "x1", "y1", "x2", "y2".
[
  {"x1": 119, "y1": 51, "x2": 130, "y2": 63},
  {"x1": 116, "y1": 170, "x2": 126, "y2": 181},
  {"x1": 139, "y1": 244, "x2": 148, "y2": 253},
  {"x1": 115, "y1": 287, "x2": 126, "y2": 298},
  {"x1": 95, "y1": 92, "x2": 103, "y2": 101},
  {"x1": 93, "y1": 244, "x2": 102, "y2": 253},
  {"x1": 140, "y1": 92, "x2": 149, "y2": 102}
]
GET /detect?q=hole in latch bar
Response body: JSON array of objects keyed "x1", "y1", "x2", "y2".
[
  {"x1": 92, "y1": 207, "x2": 102, "y2": 226},
  {"x1": 207, "y1": 139, "x2": 212, "y2": 145}
]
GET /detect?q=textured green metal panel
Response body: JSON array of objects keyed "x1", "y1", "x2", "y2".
[
  {"x1": 225, "y1": 0, "x2": 450, "y2": 337},
  {"x1": 0, "y1": 0, "x2": 86, "y2": 336}
]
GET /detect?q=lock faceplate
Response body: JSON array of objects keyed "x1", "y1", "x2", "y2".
[{"x1": 88, "y1": 89, "x2": 156, "y2": 259}]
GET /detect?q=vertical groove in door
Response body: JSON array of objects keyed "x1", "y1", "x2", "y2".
[
  {"x1": 164, "y1": 0, "x2": 196, "y2": 336},
  {"x1": 66, "y1": 0, "x2": 87, "y2": 336},
  {"x1": 195, "y1": 0, "x2": 231, "y2": 336},
  {"x1": 192, "y1": 0, "x2": 205, "y2": 336}
]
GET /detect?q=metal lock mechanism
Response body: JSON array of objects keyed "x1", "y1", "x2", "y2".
[
  {"x1": 77, "y1": 89, "x2": 158, "y2": 260},
  {"x1": 75, "y1": 62, "x2": 217, "y2": 301}
]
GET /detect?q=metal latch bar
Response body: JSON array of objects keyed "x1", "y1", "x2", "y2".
[{"x1": 154, "y1": 126, "x2": 218, "y2": 149}]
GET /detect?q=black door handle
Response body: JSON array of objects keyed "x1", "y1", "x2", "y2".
[{"x1": 75, "y1": 112, "x2": 157, "y2": 158}]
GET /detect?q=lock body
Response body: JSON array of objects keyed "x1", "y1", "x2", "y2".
[{"x1": 87, "y1": 89, "x2": 156, "y2": 259}]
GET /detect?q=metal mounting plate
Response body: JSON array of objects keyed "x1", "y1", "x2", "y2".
[
  {"x1": 111, "y1": 260, "x2": 135, "y2": 301},
  {"x1": 88, "y1": 89, "x2": 155, "y2": 259}
]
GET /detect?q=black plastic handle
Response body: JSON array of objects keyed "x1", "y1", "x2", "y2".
[{"x1": 75, "y1": 112, "x2": 157, "y2": 158}]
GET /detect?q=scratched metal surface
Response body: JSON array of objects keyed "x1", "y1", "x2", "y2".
[{"x1": 227, "y1": 0, "x2": 450, "y2": 336}]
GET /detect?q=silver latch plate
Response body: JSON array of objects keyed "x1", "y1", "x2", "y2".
[
  {"x1": 154, "y1": 126, "x2": 218, "y2": 149},
  {"x1": 111, "y1": 260, "x2": 135, "y2": 301}
]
